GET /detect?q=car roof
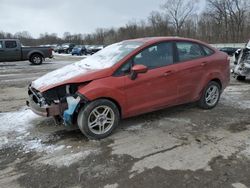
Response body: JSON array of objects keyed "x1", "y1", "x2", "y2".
[
  {"x1": 124, "y1": 37, "x2": 215, "y2": 49},
  {"x1": 124, "y1": 37, "x2": 207, "y2": 45}
]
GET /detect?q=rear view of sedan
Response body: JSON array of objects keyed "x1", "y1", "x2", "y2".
[{"x1": 27, "y1": 37, "x2": 230, "y2": 139}]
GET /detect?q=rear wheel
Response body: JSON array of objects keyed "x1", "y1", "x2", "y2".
[
  {"x1": 77, "y1": 99, "x2": 120, "y2": 139},
  {"x1": 198, "y1": 81, "x2": 221, "y2": 109},
  {"x1": 236, "y1": 75, "x2": 246, "y2": 81},
  {"x1": 30, "y1": 54, "x2": 43, "y2": 65}
]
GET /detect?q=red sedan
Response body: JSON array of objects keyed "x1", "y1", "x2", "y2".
[{"x1": 27, "y1": 37, "x2": 230, "y2": 139}]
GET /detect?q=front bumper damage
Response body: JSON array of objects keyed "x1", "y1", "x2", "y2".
[
  {"x1": 233, "y1": 48, "x2": 250, "y2": 77},
  {"x1": 233, "y1": 63, "x2": 250, "y2": 77},
  {"x1": 27, "y1": 86, "x2": 87, "y2": 126}
]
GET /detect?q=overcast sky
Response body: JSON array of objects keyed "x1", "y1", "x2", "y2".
[{"x1": 0, "y1": 0, "x2": 205, "y2": 38}]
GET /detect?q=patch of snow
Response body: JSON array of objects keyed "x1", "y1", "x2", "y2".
[
  {"x1": 232, "y1": 183, "x2": 248, "y2": 188},
  {"x1": 125, "y1": 124, "x2": 143, "y2": 131},
  {"x1": 104, "y1": 183, "x2": 119, "y2": 188},
  {"x1": 31, "y1": 61, "x2": 96, "y2": 90},
  {"x1": 23, "y1": 139, "x2": 65, "y2": 154},
  {"x1": 0, "y1": 108, "x2": 65, "y2": 154},
  {"x1": 37, "y1": 150, "x2": 97, "y2": 168},
  {"x1": 0, "y1": 108, "x2": 99, "y2": 169},
  {"x1": 0, "y1": 108, "x2": 38, "y2": 135},
  {"x1": 53, "y1": 52, "x2": 88, "y2": 58},
  {"x1": 78, "y1": 41, "x2": 142, "y2": 70},
  {"x1": 0, "y1": 108, "x2": 39, "y2": 149}
]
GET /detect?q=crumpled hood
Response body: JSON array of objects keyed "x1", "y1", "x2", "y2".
[{"x1": 31, "y1": 62, "x2": 112, "y2": 92}]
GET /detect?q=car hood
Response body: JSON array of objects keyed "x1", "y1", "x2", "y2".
[{"x1": 31, "y1": 62, "x2": 112, "y2": 92}]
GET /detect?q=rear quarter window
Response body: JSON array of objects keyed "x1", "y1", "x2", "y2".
[
  {"x1": 176, "y1": 42, "x2": 205, "y2": 62},
  {"x1": 0, "y1": 41, "x2": 3, "y2": 48},
  {"x1": 5, "y1": 41, "x2": 17, "y2": 48},
  {"x1": 202, "y1": 46, "x2": 214, "y2": 56}
]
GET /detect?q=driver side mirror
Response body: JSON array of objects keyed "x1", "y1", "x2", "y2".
[{"x1": 130, "y1": 64, "x2": 148, "y2": 80}]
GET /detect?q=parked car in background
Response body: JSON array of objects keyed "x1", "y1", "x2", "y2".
[
  {"x1": 71, "y1": 45, "x2": 87, "y2": 56},
  {"x1": 49, "y1": 44, "x2": 58, "y2": 51},
  {"x1": 86, "y1": 45, "x2": 104, "y2": 55},
  {"x1": 27, "y1": 37, "x2": 230, "y2": 139},
  {"x1": 0, "y1": 39, "x2": 53, "y2": 65},
  {"x1": 85, "y1": 45, "x2": 93, "y2": 55},
  {"x1": 54, "y1": 44, "x2": 61, "y2": 53},
  {"x1": 90, "y1": 45, "x2": 104, "y2": 54},
  {"x1": 219, "y1": 47, "x2": 238, "y2": 56},
  {"x1": 57, "y1": 43, "x2": 75, "y2": 54}
]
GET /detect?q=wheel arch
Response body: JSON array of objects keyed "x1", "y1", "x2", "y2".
[
  {"x1": 86, "y1": 97, "x2": 122, "y2": 118},
  {"x1": 210, "y1": 78, "x2": 222, "y2": 90},
  {"x1": 28, "y1": 52, "x2": 45, "y2": 60},
  {"x1": 198, "y1": 76, "x2": 223, "y2": 100}
]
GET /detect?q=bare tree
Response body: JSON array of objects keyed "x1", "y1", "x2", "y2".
[
  {"x1": 2, "y1": 0, "x2": 250, "y2": 46},
  {"x1": 207, "y1": 0, "x2": 250, "y2": 42},
  {"x1": 161, "y1": 0, "x2": 198, "y2": 35}
]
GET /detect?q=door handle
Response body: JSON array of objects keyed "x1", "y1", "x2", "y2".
[
  {"x1": 163, "y1": 70, "x2": 174, "y2": 76},
  {"x1": 201, "y1": 62, "x2": 208, "y2": 66}
]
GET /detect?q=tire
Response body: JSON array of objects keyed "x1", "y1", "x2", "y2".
[
  {"x1": 30, "y1": 54, "x2": 43, "y2": 65},
  {"x1": 236, "y1": 75, "x2": 246, "y2": 81},
  {"x1": 77, "y1": 99, "x2": 120, "y2": 140},
  {"x1": 198, "y1": 81, "x2": 221, "y2": 109}
]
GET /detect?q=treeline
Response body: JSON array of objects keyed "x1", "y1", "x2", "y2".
[{"x1": 1, "y1": 0, "x2": 249, "y2": 46}]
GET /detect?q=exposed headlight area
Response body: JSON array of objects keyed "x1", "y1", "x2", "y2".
[
  {"x1": 42, "y1": 84, "x2": 79, "y2": 104},
  {"x1": 27, "y1": 83, "x2": 87, "y2": 121}
]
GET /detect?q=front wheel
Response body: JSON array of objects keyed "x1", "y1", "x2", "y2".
[
  {"x1": 30, "y1": 54, "x2": 43, "y2": 65},
  {"x1": 198, "y1": 81, "x2": 221, "y2": 109},
  {"x1": 77, "y1": 99, "x2": 120, "y2": 139}
]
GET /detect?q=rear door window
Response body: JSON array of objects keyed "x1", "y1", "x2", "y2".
[
  {"x1": 176, "y1": 42, "x2": 205, "y2": 62},
  {"x1": 133, "y1": 42, "x2": 174, "y2": 69},
  {"x1": 0, "y1": 41, "x2": 3, "y2": 49},
  {"x1": 202, "y1": 46, "x2": 214, "y2": 56},
  {"x1": 5, "y1": 41, "x2": 17, "y2": 48}
]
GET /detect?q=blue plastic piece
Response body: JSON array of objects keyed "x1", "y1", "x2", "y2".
[{"x1": 63, "y1": 96, "x2": 80, "y2": 126}]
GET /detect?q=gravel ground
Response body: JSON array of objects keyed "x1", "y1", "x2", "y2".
[{"x1": 0, "y1": 55, "x2": 250, "y2": 188}]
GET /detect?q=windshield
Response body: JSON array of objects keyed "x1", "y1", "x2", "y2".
[{"x1": 75, "y1": 41, "x2": 144, "y2": 69}]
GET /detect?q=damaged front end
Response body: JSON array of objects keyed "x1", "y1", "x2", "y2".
[
  {"x1": 26, "y1": 84, "x2": 88, "y2": 126},
  {"x1": 233, "y1": 45, "x2": 250, "y2": 78}
]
